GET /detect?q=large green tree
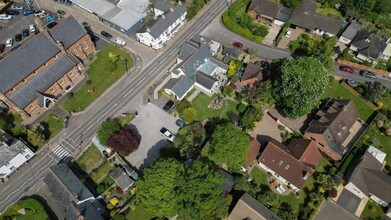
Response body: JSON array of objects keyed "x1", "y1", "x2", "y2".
[
  {"x1": 274, "y1": 57, "x2": 329, "y2": 119},
  {"x1": 207, "y1": 123, "x2": 250, "y2": 170},
  {"x1": 97, "y1": 118, "x2": 121, "y2": 146},
  {"x1": 135, "y1": 158, "x2": 184, "y2": 218}
]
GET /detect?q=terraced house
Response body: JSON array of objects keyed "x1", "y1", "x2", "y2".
[{"x1": 0, "y1": 16, "x2": 95, "y2": 120}]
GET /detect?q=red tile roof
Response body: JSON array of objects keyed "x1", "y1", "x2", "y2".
[
  {"x1": 244, "y1": 137, "x2": 261, "y2": 169},
  {"x1": 287, "y1": 138, "x2": 322, "y2": 168}
]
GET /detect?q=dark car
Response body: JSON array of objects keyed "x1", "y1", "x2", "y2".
[
  {"x1": 101, "y1": 31, "x2": 112, "y2": 40},
  {"x1": 175, "y1": 119, "x2": 187, "y2": 128},
  {"x1": 22, "y1": 29, "x2": 29, "y2": 37},
  {"x1": 339, "y1": 66, "x2": 354, "y2": 73},
  {"x1": 0, "y1": 44, "x2": 5, "y2": 53},
  {"x1": 163, "y1": 100, "x2": 174, "y2": 111},
  {"x1": 15, "y1": 34, "x2": 22, "y2": 42},
  {"x1": 47, "y1": 21, "x2": 57, "y2": 29},
  {"x1": 232, "y1": 42, "x2": 243, "y2": 49},
  {"x1": 7, "y1": 10, "x2": 20, "y2": 15},
  {"x1": 57, "y1": 9, "x2": 66, "y2": 15},
  {"x1": 22, "y1": 9, "x2": 35, "y2": 16}
]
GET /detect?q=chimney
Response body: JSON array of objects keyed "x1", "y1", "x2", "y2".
[{"x1": 162, "y1": 14, "x2": 165, "y2": 19}]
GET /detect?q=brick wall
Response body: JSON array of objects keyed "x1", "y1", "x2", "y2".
[{"x1": 67, "y1": 34, "x2": 95, "y2": 59}]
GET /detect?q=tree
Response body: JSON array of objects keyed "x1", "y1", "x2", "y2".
[
  {"x1": 281, "y1": 0, "x2": 302, "y2": 8},
  {"x1": 227, "y1": 60, "x2": 242, "y2": 78},
  {"x1": 364, "y1": 82, "x2": 386, "y2": 103},
  {"x1": 277, "y1": 202, "x2": 296, "y2": 220},
  {"x1": 107, "y1": 128, "x2": 140, "y2": 156},
  {"x1": 240, "y1": 107, "x2": 263, "y2": 129},
  {"x1": 207, "y1": 124, "x2": 250, "y2": 170},
  {"x1": 274, "y1": 57, "x2": 329, "y2": 119},
  {"x1": 97, "y1": 118, "x2": 121, "y2": 146},
  {"x1": 315, "y1": 173, "x2": 335, "y2": 192},
  {"x1": 136, "y1": 158, "x2": 184, "y2": 218},
  {"x1": 27, "y1": 129, "x2": 45, "y2": 148},
  {"x1": 182, "y1": 107, "x2": 196, "y2": 123},
  {"x1": 177, "y1": 161, "x2": 228, "y2": 219},
  {"x1": 241, "y1": 80, "x2": 275, "y2": 109}
]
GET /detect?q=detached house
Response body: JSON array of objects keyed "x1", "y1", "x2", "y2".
[
  {"x1": 241, "y1": 63, "x2": 263, "y2": 87},
  {"x1": 247, "y1": 0, "x2": 292, "y2": 26},
  {"x1": 305, "y1": 99, "x2": 359, "y2": 161},
  {"x1": 338, "y1": 20, "x2": 361, "y2": 45},
  {"x1": 349, "y1": 31, "x2": 388, "y2": 62},
  {"x1": 136, "y1": 0, "x2": 187, "y2": 50},
  {"x1": 164, "y1": 36, "x2": 228, "y2": 100},
  {"x1": 242, "y1": 137, "x2": 261, "y2": 171},
  {"x1": 287, "y1": 138, "x2": 322, "y2": 169}
]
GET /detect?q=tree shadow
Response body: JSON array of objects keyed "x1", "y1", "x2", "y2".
[
  {"x1": 20, "y1": 195, "x2": 58, "y2": 220},
  {"x1": 138, "y1": 139, "x2": 168, "y2": 171},
  {"x1": 39, "y1": 121, "x2": 52, "y2": 139},
  {"x1": 124, "y1": 124, "x2": 142, "y2": 142}
]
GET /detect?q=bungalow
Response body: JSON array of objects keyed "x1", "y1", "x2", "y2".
[
  {"x1": 136, "y1": 0, "x2": 187, "y2": 50},
  {"x1": 349, "y1": 31, "x2": 388, "y2": 62},
  {"x1": 247, "y1": 0, "x2": 292, "y2": 26},
  {"x1": 164, "y1": 36, "x2": 228, "y2": 100},
  {"x1": 241, "y1": 63, "x2": 263, "y2": 87},
  {"x1": 304, "y1": 99, "x2": 359, "y2": 161},
  {"x1": 338, "y1": 20, "x2": 361, "y2": 45},
  {"x1": 110, "y1": 166, "x2": 134, "y2": 192}
]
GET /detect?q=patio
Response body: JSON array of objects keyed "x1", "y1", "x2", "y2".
[{"x1": 267, "y1": 176, "x2": 291, "y2": 195}]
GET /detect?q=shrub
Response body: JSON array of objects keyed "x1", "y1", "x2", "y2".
[
  {"x1": 278, "y1": 125, "x2": 286, "y2": 131},
  {"x1": 97, "y1": 185, "x2": 106, "y2": 194},
  {"x1": 86, "y1": 79, "x2": 92, "y2": 85},
  {"x1": 116, "y1": 187, "x2": 124, "y2": 195},
  {"x1": 237, "y1": 103, "x2": 247, "y2": 113},
  {"x1": 107, "y1": 203, "x2": 114, "y2": 210},
  {"x1": 107, "y1": 128, "x2": 140, "y2": 156},
  {"x1": 176, "y1": 100, "x2": 191, "y2": 114},
  {"x1": 327, "y1": 188, "x2": 338, "y2": 198}
]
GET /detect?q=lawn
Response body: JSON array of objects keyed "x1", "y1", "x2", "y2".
[
  {"x1": 1, "y1": 198, "x2": 50, "y2": 220},
  {"x1": 40, "y1": 113, "x2": 64, "y2": 139},
  {"x1": 90, "y1": 161, "x2": 113, "y2": 183},
  {"x1": 250, "y1": 167, "x2": 268, "y2": 186},
  {"x1": 315, "y1": 3, "x2": 342, "y2": 18},
  {"x1": 76, "y1": 144, "x2": 103, "y2": 172},
  {"x1": 127, "y1": 206, "x2": 154, "y2": 220},
  {"x1": 191, "y1": 93, "x2": 238, "y2": 121},
  {"x1": 322, "y1": 78, "x2": 375, "y2": 122},
  {"x1": 360, "y1": 200, "x2": 386, "y2": 220},
  {"x1": 62, "y1": 44, "x2": 133, "y2": 112}
]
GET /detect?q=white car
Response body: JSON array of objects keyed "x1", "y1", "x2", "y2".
[
  {"x1": 23, "y1": 0, "x2": 33, "y2": 5},
  {"x1": 11, "y1": 4, "x2": 24, "y2": 11},
  {"x1": 5, "y1": 38, "x2": 13, "y2": 47},
  {"x1": 160, "y1": 127, "x2": 175, "y2": 142},
  {"x1": 285, "y1": 30, "x2": 292, "y2": 37},
  {"x1": 114, "y1": 37, "x2": 126, "y2": 46},
  {"x1": 29, "y1": 24, "x2": 36, "y2": 33},
  {"x1": 34, "y1": 10, "x2": 45, "y2": 17},
  {"x1": 0, "y1": 14, "x2": 12, "y2": 20}
]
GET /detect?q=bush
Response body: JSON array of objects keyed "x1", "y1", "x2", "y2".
[
  {"x1": 86, "y1": 79, "x2": 92, "y2": 85},
  {"x1": 116, "y1": 187, "x2": 124, "y2": 195},
  {"x1": 327, "y1": 188, "x2": 338, "y2": 198},
  {"x1": 107, "y1": 203, "x2": 114, "y2": 210},
  {"x1": 278, "y1": 125, "x2": 286, "y2": 131},
  {"x1": 176, "y1": 100, "x2": 191, "y2": 114},
  {"x1": 237, "y1": 103, "x2": 247, "y2": 113},
  {"x1": 67, "y1": 92, "x2": 74, "y2": 98},
  {"x1": 97, "y1": 185, "x2": 106, "y2": 194}
]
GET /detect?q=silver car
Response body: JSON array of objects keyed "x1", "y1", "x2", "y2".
[
  {"x1": 11, "y1": 4, "x2": 24, "y2": 11},
  {"x1": 0, "y1": 14, "x2": 12, "y2": 20}
]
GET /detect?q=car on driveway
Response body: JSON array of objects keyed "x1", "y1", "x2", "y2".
[
  {"x1": 0, "y1": 14, "x2": 12, "y2": 20},
  {"x1": 232, "y1": 42, "x2": 243, "y2": 49},
  {"x1": 29, "y1": 24, "x2": 36, "y2": 33},
  {"x1": 101, "y1": 31, "x2": 112, "y2": 40},
  {"x1": 11, "y1": 4, "x2": 24, "y2": 11},
  {"x1": 160, "y1": 127, "x2": 175, "y2": 142},
  {"x1": 175, "y1": 119, "x2": 186, "y2": 128},
  {"x1": 285, "y1": 31, "x2": 292, "y2": 37},
  {"x1": 47, "y1": 21, "x2": 57, "y2": 29},
  {"x1": 45, "y1": 15, "x2": 56, "y2": 22},
  {"x1": 339, "y1": 66, "x2": 355, "y2": 73},
  {"x1": 360, "y1": 70, "x2": 376, "y2": 79},
  {"x1": 7, "y1": 10, "x2": 20, "y2": 15},
  {"x1": 22, "y1": 10, "x2": 35, "y2": 16},
  {"x1": 114, "y1": 37, "x2": 126, "y2": 46},
  {"x1": 5, "y1": 38, "x2": 13, "y2": 47},
  {"x1": 57, "y1": 10, "x2": 66, "y2": 15},
  {"x1": 163, "y1": 100, "x2": 174, "y2": 112}
]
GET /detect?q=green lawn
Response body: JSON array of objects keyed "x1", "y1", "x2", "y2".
[
  {"x1": 62, "y1": 44, "x2": 133, "y2": 112},
  {"x1": 315, "y1": 3, "x2": 342, "y2": 18},
  {"x1": 250, "y1": 167, "x2": 268, "y2": 186},
  {"x1": 360, "y1": 200, "x2": 385, "y2": 220},
  {"x1": 191, "y1": 93, "x2": 238, "y2": 121},
  {"x1": 1, "y1": 198, "x2": 50, "y2": 220},
  {"x1": 90, "y1": 161, "x2": 113, "y2": 183},
  {"x1": 76, "y1": 144, "x2": 103, "y2": 172},
  {"x1": 40, "y1": 113, "x2": 64, "y2": 139},
  {"x1": 322, "y1": 79, "x2": 375, "y2": 122},
  {"x1": 127, "y1": 206, "x2": 154, "y2": 220}
]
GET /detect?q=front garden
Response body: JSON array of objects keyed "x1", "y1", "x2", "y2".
[
  {"x1": 0, "y1": 198, "x2": 50, "y2": 220},
  {"x1": 189, "y1": 93, "x2": 238, "y2": 121},
  {"x1": 361, "y1": 200, "x2": 386, "y2": 220}
]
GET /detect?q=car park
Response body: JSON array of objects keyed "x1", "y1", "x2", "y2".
[
  {"x1": 57, "y1": 10, "x2": 66, "y2": 15},
  {"x1": 0, "y1": 44, "x2": 5, "y2": 53},
  {"x1": 11, "y1": 4, "x2": 24, "y2": 11},
  {"x1": 22, "y1": 29, "x2": 29, "y2": 36},
  {"x1": 15, "y1": 34, "x2": 22, "y2": 42},
  {"x1": 339, "y1": 66, "x2": 355, "y2": 73},
  {"x1": 232, "y1": 42, "x2": 243, "y2": 49},
  {"x1": 0, "y1": 14, "x2": 12, "y2": 20},
  {"x1": 45, "y1": 15, "x2": 56, "y2": 22},
  {"x1": 163, "y1": 100, "x2": 174, "y2": 111},
  {"x1": 29, "y1": 24, "x2": 36, "y2": 33},
  {"x1": 22, "y1": 10, "x2": 35, "y2": 16},
  {"x1": 360, "y1": 70, "x2": 376, "y2": 79},
  {"x1": 5, "y1": 38, "x2": 13, "y2": 47},
  {"x1": 160, "y1": 127, "x2": 175, "y2": 142},
  {"x1": 7, "y1": 10, "x2": 20, "y2": 15},
  {"x1": 47, "y1": 21, "x2": 57, "y2": 29},
  {"x1": 114, "y1": 37, "x2": 126, "y2": 46},
  {"x1": 175, "y1": 119, "x2": 186, "y2": 128},
  {"x1": 285, "y1": 31, "x2": 292, "y2": 37},
  {"x1": 101, "y1": 31, "x2": 112, "y2": 40}
]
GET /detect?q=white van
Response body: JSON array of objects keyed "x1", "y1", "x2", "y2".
[{"x1": 29, "y1": 24, "x2": 36, "y2": 33}]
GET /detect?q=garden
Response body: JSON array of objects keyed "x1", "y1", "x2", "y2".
[
  {"x1": 0, "y1": 198, "x2": 50, "y2": 220},
  {"x1": 62, "y1": 44, "x2": 133, "y2": 112},
  {"x1": 39, "y1": 113, "x2": 64, "y2": 139},
  {"x1": 360, "y1": 200, "x2": 386, "y2": 220},
  {"x1": 189, "y1": 93, "x2": 238, "y2": 121}
]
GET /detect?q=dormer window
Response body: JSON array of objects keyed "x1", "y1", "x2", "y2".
[{"x1": 279, "y1": 160, "x2": 283, "y2": 165}]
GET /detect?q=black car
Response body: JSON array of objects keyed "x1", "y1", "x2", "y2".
[
  {"x1": 175, "y1": 119, "x2": 187, "y2": 128},
  {"x1": 163, "y1": 100, "x2": 174, "y2": 111},
  {"x1": 57, "y1": 9, "x2": 66, "y2": 15},
  {"x1": 15, "y1": 34, "x2": 22, "y2": 42},
  {"x1": 101, "y1": 31, "x2": 112, "y2": 40},
  {"x1": 47, "y1": 21, "x2": 57, "y2": 29},
  {"x1": 7, "y1": 10, "x2": 20, "y2": 15},
  {"x1": 22, "y1": 29, "x2": 29, "y2": 37}
]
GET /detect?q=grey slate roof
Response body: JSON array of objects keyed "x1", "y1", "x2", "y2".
[
  {"x1": 167, "y1": 76, "x2": 194, "y2": 98},
  {"x1": 0, "y1": 34, "x2": 60, "y2": 93},
  {"x1": 351, "y1": 31, "x2": 388, "y2": 60},
  {"x1": 248, "y1": 0, "x2": 282, "y2": 19},
  {"x1": 49, "y1": 16, "x2": 87, "y2": 49},
  {"x1": 178, "y1": 42, "x2": 197, "y2": 61},
  {"x1": 8, "y1": 55, "x2": 77, "y2": 109},
  {"x1": 76, "y1": 200, "x2": 104, "y2": 220},
  {"x1": 146, "y1": 2, "x2": 186, "y2": 39},
  {"x1": 276, "y1": 7, "x2": 293, "y2": 22},
  {"x1": 195, "y1": 71, "x2": 217, "y2": 90},
  {"x1": 181, "y1": 44, "x2": 213, "y2": 78},
  {"x1": 289, "y1": 0, "x2": 343, "y2": 35},
  {"x1": 151, "y1": 0, "x2": 172, "y2": 12},
  {"x1": 0, "y1": 130, "x2": 29, "y2": 167},
  {"x1": 314, "y1": 200, "x2": 359, "y2": 220},
  {"x1": 223, "y1": 46, "x2": 240, "y2": 56},
  {"x1": 341, "y1": 20, "x2": 361, "y2": 40},
  {"x1": 123, "y1": 164, "x2": 138, "y2": 180},
  {"x1": 110, "y1": 167, "x2": 134, "y2": 191}
]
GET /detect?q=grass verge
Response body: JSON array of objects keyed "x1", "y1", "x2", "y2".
[
  {"x1": 40, "y1": 113, "x2": 64, "y2": 139},
  {"x1": 0, "y1": 198, "x2": 49, "y2": 220}
]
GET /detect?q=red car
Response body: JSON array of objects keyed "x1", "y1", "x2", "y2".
[
  {"x1": 0, "y1": 44, "x2": 5, "y2": 53},
  {"x1": 232, "y1": 42, "x2": 243, "y2": 49},
  {"x1": 339, "y1": 66, "x2": 354, "y2": 73}
]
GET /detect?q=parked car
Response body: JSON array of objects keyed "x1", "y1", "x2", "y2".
[
  {"x1": 360, "y1": 70, "x2": 376, "y2": 79},
  {"x1": 339, "y1": 66, "x2": 355, "y2": 73},
  {"x1": 101, "y1": 31, "x2": 112, "y2": 40},
  {"x1": 47, "y1": 21, "x2": 57, "y2": 29},
  {"x1": 45, "y1": 15, "x2": 56, "y2": 22},
  {"x1": 22, "y1": 10, "x2": 35, "y2": 16},
  {"x1": 114, "y1": 37, "x2": 126, "y2": 46},
  {"x1": 7, "y1": 10, "x2": 20, "y2": 15},
  {"x1": 0, "y1": 14, "x2": 12, "y2": 20},
  {"x1": 57, "y1": 9, "x2": 66, "y2": 15},
  {"x1": 285, "y1": 30, "x2": 292, "y2": 37},
  {"x1": 15, "y1": 34, "x2": 22, "y2": 42},
  {"x1": 163, "y1": 100, "x2": 174, "y2": 111},
  {"x1": 5, "y1": 38, "x2": 13, "y2": 47},
  {"x1": 29, "y1": 24, "x2": 36, "y2": 33},
  {"x1": 232, "y1": 42, "x2": 243, "y2": 49},
  {"x1": 0, "y1": 44, "x2": 5, "y2": 53},
  {"x1": 34, "y1": 9, "x2": 45, "y2": 17},
  {"x1": 22, "y1": 29, "x2": 29, "y2": 37},
  {"x1": 160, "y1": 127, "x2": 175, "y2": 142},
  {"x1": 11, "y1": 4, "x2": 24, "y2": 11},
  {"x1": 23, "y1": 0, "x2": 33, "y2": 4},
  {"x1": 347, "y1": 79, "x2": 358, "y2": 87},
  {"x1": 175, "y1": 119, "x2": 187, "y2": 128}
]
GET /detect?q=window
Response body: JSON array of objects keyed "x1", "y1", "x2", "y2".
[
  {"x1": 28, "y1": 104, "x2": 34, "y2": 110},
  {"x1": 22, "y1": 79, "x2": 26, "y2": 84},
  {"x1": 82, "y1": 42, "x2": 88, "y2": 50},
  {"x1": 49, "y1": 87, "x2": 54, "y2": 92},
  {"x1": 73, "y1": 49, "x2": 78, "y2": 56},
  {"x1": 285, "y1": 165, "x2": 290, "y2": 170},
  {"x1": 279, "y1": 160, "x2": 283, "y2": 165},
  {"x1": 59, "y1": 79, "x2": 64, "y2": 84}
]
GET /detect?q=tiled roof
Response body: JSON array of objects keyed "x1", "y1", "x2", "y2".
[
  {"x1": 341, "y1": 20, "x2": 361, "y2": 40},
  {"x1": 248, "y1": 0, "x2": 283, "y2": 19},
  {"x1": 241, "y1": 63, "x2": 263, "y2": 81},
  {"x1": 351, "y1": 31, "x2": 388, "y2": 60},
  {"x1": 194, "y1": 71, "x2": 217, "y2": 90},
  {"x1": 287, "y1": 138, "x2": 322, "y2": 168},
  {"x1": 110, "y1": 167, "x2": 134, "y2": 191},
  {"x1": 314, "y1": 200, "x2": 359, "y2": 220},
  {"x1": 244, "y1": 137, "x2": 261, "y2": 169},
  {"x1": 165, "y1": 76, "x2": 194, "y2": 99},
  {"x1": 49, "y1": 16, "x2": 87, "y2": 49}
]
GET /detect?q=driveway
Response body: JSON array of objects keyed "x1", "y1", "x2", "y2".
[
  {"x1": 277, "y1": 27, "x2": 304, "y2": 49},
  {"x1": 250, "y1": 113, "x2": 283, "y2": 146},
  {"x1": 262, "y1": 24, "x2": 282, "y2": 45},
  {"x1": 124, "y1": 103, "x2": 178, "y2": 170}
]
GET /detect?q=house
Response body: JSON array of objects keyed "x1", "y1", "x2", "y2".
[
  {"x1": 287, "y1": 138, "x2": 322, "y2": 169},
  {"x1": 164, "y1": 36, "x2": 228, "y2": 100},
  {"x1": 304, "y1": 99, "x2": 359, "y2": 161},
  {"x1": 0, "y1": 16, "x2": 95, "y2": 119},
  {"x1": 110, "y1": 166, "x2": 134, "y2": 192},
  {"x1": 242, "y1": 137, "x2": 261, "y2": 171},
  {"x1": 0, "y1": 129, "x2": 34, "y2": 182},
  {"x1": 258, "y1": 139, "x2": 313, "y2": 192},
  {"x1": 338, "y1": 20, "x2": 361, "y2": 45},
  {"x1": 381, "y1": 43, "x2": 391, "y2": 61},
  {"x1": 289, "y1": 0, "x2": 343, "y2": 36},
  {"x1": 241, "y1": 63, "x2": 263, "y2": 87},
  {"x1": 136, "y1": 0, "x2": 187, "y2": 50},
  {"x1": 313, "y1": 200, "x2": 359, "y2": 220},
  {"x1": 71, "y1": 0, "x2": 148, "y2": 35},
  {"x1": 247, "y1": 0, "x2": 292, "y2": 26},
  {"x1": 228, "y1": 193, "x2": 282, "y2": 220},
  {"x1": 222, "y1": 46, "x2": 241, "y2": 58},
  {"x1": 345, "y1": 146, "x2": 391, "y2": 207},
  {"x1": 123, "y1": 164, "x2": 139, "y2": 181},
  {"x1": 44, "y1": 163, "x2": 105, "y2": 219},
  {"x1": 349, "y1": 31, "x2": 388, "y2": 62}
]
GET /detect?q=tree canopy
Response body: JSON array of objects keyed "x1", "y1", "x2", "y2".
[
  {"x1": 97, "y1": 118, "x2": 121, "y2": 146},
  {"x1": 274, "y1": 57, "x2": 329, "y2": 119},
  {"x1": 107, "y1": 128, "x2": 140, "y2": 156},
  {"x1": 207, "y1": 123, "x2": 250, "y2": 170},
  {"x1": 182, "y1": 107, "x2": 197, "y2": 123}
]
